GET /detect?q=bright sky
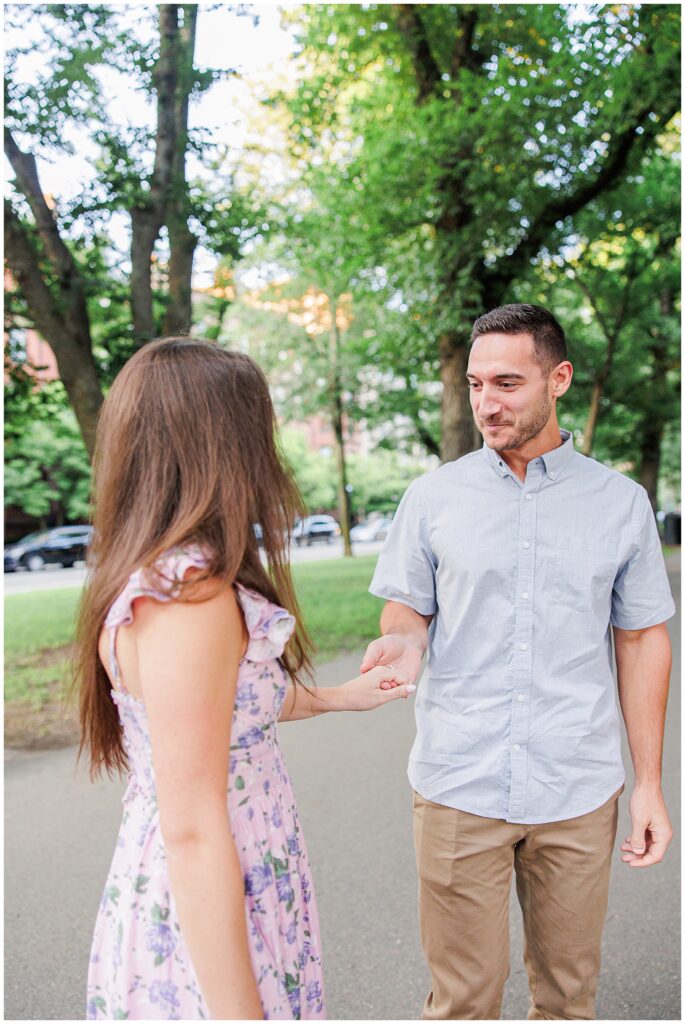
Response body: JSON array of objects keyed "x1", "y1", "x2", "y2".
[{"x1": 6, "y1": 3, "x2": 298, "y2": 284}]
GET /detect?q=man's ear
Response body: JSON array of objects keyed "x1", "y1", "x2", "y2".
[{"x1": 551, "y1": 361, "x2": 573, "y2": 398}]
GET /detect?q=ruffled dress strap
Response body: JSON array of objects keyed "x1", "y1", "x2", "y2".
[
  {"x1": 104, "y1": 544, "x2": 210, "y2": 692},
  {"x1": 234, "y1": 584, "x2": 296, "y2": 662}
]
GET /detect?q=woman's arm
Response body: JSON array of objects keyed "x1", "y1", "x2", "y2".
[
  {"x1": 279, "y1": 664, "x2": 415, "y2": 722},
  {"x1": 134, "y1": 583, "x2": 263, "y2": 1020}
]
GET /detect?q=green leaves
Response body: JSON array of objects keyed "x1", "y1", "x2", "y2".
[
  {"x1": 4, "y1": 396, "x2": 92, "y2": 521},
  {"x1": 151, "y1": 902, "x2": 170, "y2": 923},
  {"x1": 105, "y1": 885, "x2": 120, "y2": 907},
  {"x1": 267, "y1": 3, "x2": 680, "y2": 470}
]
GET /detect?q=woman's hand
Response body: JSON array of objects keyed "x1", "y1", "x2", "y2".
[
  {"x1": 284, "y1": 666, "x2": 416, "y2": 720},
  {"x1": 338, "y1": 664, "x2": 416, "y2": 712}
]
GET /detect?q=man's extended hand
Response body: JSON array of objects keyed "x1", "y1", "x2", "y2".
[
  {"x1": 360, "y1": 633, "x2": 425, "y2": 689},
  {"x1": 620, "y1": 784, "x2": 672, "y2": 868}
]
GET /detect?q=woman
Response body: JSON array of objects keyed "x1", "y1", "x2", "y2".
[{"x1": 76, "y1": 336, "x2": 414, "y2": 1021}]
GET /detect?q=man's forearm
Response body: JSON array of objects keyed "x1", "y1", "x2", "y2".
[
  {"x1": 614, "y1": 623, "x2": 671, "y2": 786},
  {"x1": 380, "y1": 600, "x2": 432, "y2": 652}
]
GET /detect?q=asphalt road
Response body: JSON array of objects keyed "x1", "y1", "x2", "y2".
[
  {"x1": 5, "y1": 567, "x2": 680, "y2": 1021},
  {"x1": 3, "y1": 541, "x2": 385, "y2": 595}
]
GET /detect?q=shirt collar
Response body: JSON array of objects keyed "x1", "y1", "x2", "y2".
[{"x1": 482, "y1": 429, "x2": 574, "y2": 481}]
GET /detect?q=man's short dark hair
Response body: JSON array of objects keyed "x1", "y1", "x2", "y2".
[{"x1": 470, "y1": 303, "x2": 567, "y2": 372}]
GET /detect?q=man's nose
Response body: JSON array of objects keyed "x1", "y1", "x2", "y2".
[{"x1": 477, "y1": 389, "x2": 503, "y2": 418}]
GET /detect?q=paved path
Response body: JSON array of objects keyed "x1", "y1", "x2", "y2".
[{"x1": 5, "y1": 569, "x2": 680, "y2": 1020}]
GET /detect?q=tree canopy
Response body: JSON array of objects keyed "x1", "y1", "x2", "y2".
[{"x1": 4, "y1": 4, "x2": 681, "y2": 537}]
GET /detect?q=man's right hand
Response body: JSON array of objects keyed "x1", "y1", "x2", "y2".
[{"x1": 360, "y1": 633, "x2": 425, "y2": 685}]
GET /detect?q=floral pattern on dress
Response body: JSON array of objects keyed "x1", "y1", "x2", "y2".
[{"x1": 87, "y1": 546, "x2": 325, "y2": 1020}]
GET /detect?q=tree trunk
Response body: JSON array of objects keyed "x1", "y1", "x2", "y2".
[
  {"x1": 394, "y1": 7, "x2": 482, "y2": 464},
  {"x1": 582, "y1": 383, "x2": 602, "y2": 457},
  {"x1": 205, "y1": 296, "x2": 231, "y2": 341},
  {"x1": 163, "y1": 4, "x2": 198, "y2": 336},
  {"x1": 4, "y1": 200, "x2": 103, "y2": 458},
  {"x1": 411, "y1": 415, "x2": 440, "y2": 459},
  {"x1": 333, "y1": 414, "x2": 353, "y2": 556},
  {"x1": 130, "y1": 5, "x2": 180, "y2": 344},
  {"x1": 439, "y1": 335, "x2": 473, "y2": 463},
  {"x1": 638, "y1": 288, "x2": 675, "y2": 511},
  {"x1": 130, "y1": 212, "x2": 163, "y2": 342},
  {"x1": 329, "y1": 300, "x2": 352, "y2": 556},
  {"x1": 581, "y1": 349, "x2": 614, "y2": 456},
  {"x1": 638, "y1": 421, "x2": 662, "y2": 512},
  {"x1": 163, "y1": 226, "x2": 196, "y2": 335}
]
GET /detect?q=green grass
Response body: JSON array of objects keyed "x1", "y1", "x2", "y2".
[
  {"x1": 7, "y1": 544, "x2": 680, "y2": 709},
  {"x1": 4, "y1": 557, "x2": 385, "y2": 707},
  {"x1": 4, "y1": 587, "x2": 82, "y2": 705},
  {"x1": 292, "y1": 555, "x2": 382, "y2": 660}
]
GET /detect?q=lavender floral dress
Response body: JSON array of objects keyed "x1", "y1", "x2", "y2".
[{"x1": 87, "y1": 547, "x2": 325, "y2": 1020}]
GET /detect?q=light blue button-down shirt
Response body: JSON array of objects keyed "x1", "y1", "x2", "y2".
[{"x1": 369, "y1": 430, "x2": 675, "y2": 823}]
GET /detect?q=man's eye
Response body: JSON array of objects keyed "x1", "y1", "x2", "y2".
[
  {"x1": 467, "y1": 382, "x2": 480, "y2": 389},
  {"x1": 500, "y1": 382, "x2": 516, "y2": 389}
]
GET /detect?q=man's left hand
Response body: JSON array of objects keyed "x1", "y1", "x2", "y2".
[{"x1": 620, "y1": 784, "x2": 673, "y2": 868}]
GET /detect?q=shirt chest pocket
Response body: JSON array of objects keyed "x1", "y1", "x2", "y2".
[{"x1": 550, "y1": 535, "x2": 618, "y2": 616}]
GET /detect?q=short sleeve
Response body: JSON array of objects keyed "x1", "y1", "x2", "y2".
[
  {"x1": 234, "y1": 584, "x2": 296, "y2": 662},
  {"x1": 369, "y1": 479, "x2": 437, "y2": 616},
  {"x1": 104, "y1": 545, "x2": 209, "y2": 629},
  {"x1": 610, "y1": 487, "x2": 676, "y2": 630}
]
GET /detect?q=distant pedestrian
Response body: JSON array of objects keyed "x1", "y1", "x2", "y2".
[
  {"x1": 363, "y1": 303, "x2": 675, "y2": 1020},
  {"x1": 75, "y1": 336, "x2": 414, "y2": 1021}
]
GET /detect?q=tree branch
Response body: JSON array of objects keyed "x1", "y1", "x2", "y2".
[
  {"x1": 566, "y1": 249, "x2": 643, "y2": 351},
  {"x1": 5, "y1": 128, "x2": 79, "y2": 289},
  {"x1": 413, "y1": 416, "x2": 440, "y2": 458},
  {"x1": 4, "y1": 202, "x2": 103, "y2": 455},
  {"x1": 451, "y1": 6, "x2": 481, "y2": 78},
  {"x1": 5, "y1": 202, "x2": 72, "y2": 343},
  {"x1": 484, "y1": 95, "x2": 680, "y2": 304}
]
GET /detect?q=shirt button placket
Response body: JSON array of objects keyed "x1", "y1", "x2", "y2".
[{"x1": 509, "y1": 468, "x2": 539, "y2": 821}]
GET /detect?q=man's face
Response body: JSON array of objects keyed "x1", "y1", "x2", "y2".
[{"x1": 466, "y1": 332, "x2": 554, "y2": 452}]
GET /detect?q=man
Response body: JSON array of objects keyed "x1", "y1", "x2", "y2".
[{"x1": 363, "y1": 304, "x2": 674, "y2": 1020}]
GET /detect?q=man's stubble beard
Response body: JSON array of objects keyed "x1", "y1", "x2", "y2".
[{"x1": 480, "y1": 388, "x2": 553, "y2": 452}]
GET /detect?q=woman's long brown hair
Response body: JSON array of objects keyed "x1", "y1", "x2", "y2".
[{"x1": 75, "y1": 336, "x2": 314, "y2": 778}]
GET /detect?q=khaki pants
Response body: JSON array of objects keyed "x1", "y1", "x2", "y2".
[{"x1": 413, "y1": 787, "x2": 622, "y2": 1020}]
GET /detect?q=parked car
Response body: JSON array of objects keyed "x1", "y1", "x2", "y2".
[
  {"x1": 292, "y1": 515, "x2": 341, "y2": 546},
  {"x1": 349, "y1": 517, "x2": 394, "y2": 543},
  {"x1": 4, "y1": 525, "x2": 93, "y2": 572}
]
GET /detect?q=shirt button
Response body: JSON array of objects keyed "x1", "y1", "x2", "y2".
[
  {"x1": 513, "y1": 744, "x2": 521, "y2": 751},
  {"x1": 523, "y1": 541, "x2": 531, "y2": 549},
  {"x1": 516, "y1": 693, "x2": 525, "y2": 702},
  {"x1": 548, "y1": 472, "x2": 556, "y2": 480},
  {"x1": 519, "y1": 642, "x2": 528, "y2": 650},
  {"x1": 522, "y1": 592, "x2": 529, "y2": 600},
  {"x1": 525, "y1": 494, "x2": 533, "y2": 502}
]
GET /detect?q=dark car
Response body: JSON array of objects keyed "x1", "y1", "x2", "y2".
[
  {"x1": 4, "y1": 525, "x2": 93, "y2": 572},
  {"x1": 292, "y1": 515, "x2": 341, "y2": 547}
]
